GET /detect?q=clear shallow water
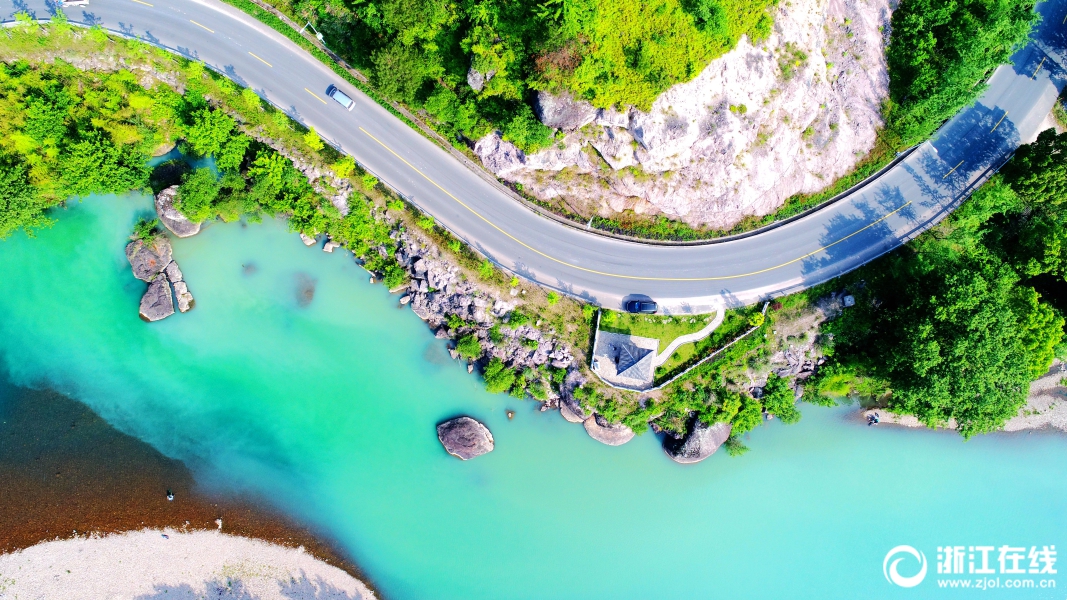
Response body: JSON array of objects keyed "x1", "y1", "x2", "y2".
[{"x1": 2, "y1": 195, "x2": 1067, "y2": 599}]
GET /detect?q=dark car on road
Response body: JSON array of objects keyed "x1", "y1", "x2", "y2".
[
  {"x1": 325, "y1": 85, "x2": 355, "y2": 111},
  {"x1": 624, "y1": 299, "x2": 657, "y2": 314}
]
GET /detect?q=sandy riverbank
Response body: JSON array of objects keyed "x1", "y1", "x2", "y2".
[
  {"x1": 0, "y1": 381, "x2": 376, "y2": 592},
  {"x1": 0, "y1": 529, "x2": 375, "y2": 599}
]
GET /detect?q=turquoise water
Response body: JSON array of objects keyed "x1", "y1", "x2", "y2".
[{"x1": 3, "y1": 195, "x2": 1067, "y2": 599}]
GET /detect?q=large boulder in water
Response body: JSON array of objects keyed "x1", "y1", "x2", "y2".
[
  {"x1": 139, "y1": 277, "x2": 175, "y2": 322},
  {"x1": 437, "y1": 417, "x2": 494, "y2": 460},
  {"x1": 664, "y1": 420, "x2": 731, "y2": 464},
  {"x1": 125, "y1": 238, "x2": 173, "y2": 282},
  {"x1": 155, "y1": 185, "x2": 201, "y2": 238},
  {"x1": 583, "y1": 414, "x2": 634, "y2": 446}
]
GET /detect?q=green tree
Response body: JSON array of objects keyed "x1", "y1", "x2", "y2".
[
  {"x1": 760, "y1": 374, "x2": 800, "y2": 424},
  {"x1": 1001, "y1": 129, "x2": 1067, "y2": 205},
  {"x1": 456, "y1": 334, "x2": 482, "y2": 359},
  {"x1": 184, "y1": 107, "x2": 236, "y2": 157},
  {"x1": 59, "y1": 130, "x2": 149, "y2": 197},
  {"x1": 483, "y1": 357, "x2": 517, "y2": 393},
  {"x1": 0, "y1": 157, "x2": 52, "y2": 238},
  {"x1": 175, "y1": 167, "x2": 222, "y2": 222},
  {"x1": 304, "y1": 127, "x2": 325, "y2": 151},
  {"x1": 886, "y1": 0, "x2": 1036, "y2": 142},
  {"x1": 827, "y1": 252, "x2": 1034, "y2": 438}
]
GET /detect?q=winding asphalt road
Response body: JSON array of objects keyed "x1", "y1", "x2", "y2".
[{"x1": 5, "y1": 0, "x2": 1067, "y2": 312}]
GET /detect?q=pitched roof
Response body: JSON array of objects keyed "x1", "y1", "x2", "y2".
[{"x1": 615, "y1": 342, "x2": 653, "y2": 380}]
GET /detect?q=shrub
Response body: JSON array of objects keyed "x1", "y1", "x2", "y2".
[
  {"x1": 175, "y1": 167, "x2": 221, "y2": 222},
  {"x1": 547, "y1": 291, "x2": 560, "y2": 305},
  {"x1": 132, "y1": 218, "x2": 162, "y2": 243},
  {"x1": 332, "y1": 156, "x2": 356, "y2": 179},
  {"x1": 456, "y1": 334, "x2": 482, "y2": 359},
  {"x1": 484, "y1": 357, "x2": 517, "y2": 393}
]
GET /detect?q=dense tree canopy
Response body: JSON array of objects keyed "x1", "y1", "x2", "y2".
[
  {"x1": 824, "y1": 127, "x2": 1067, "y2": 437},
  {"x1": 273, "y1": 0, "x2": 775, "y2": 151},
  {"x1": 886, "y1": 0, "x2": 1037, "y2": 143}
]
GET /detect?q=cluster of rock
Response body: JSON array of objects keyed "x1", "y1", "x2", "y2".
[
  {"x1": 126, "y1": 236, "x2": 194, "y2": 322},
  {"x1": 437, "y1": 416, "x2": 495, "y2": 460},
  {"x1": 389, "y1": 228, "x2": 575, "y2": 376},
  {"x1": 126, "y1": 186, "x2": 201, "y2": 322},
  {"x1": 474, "y1": 0, "x2": 892, "y2": 230}
]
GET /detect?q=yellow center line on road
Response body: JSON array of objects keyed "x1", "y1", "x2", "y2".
[
  {"x1": 990, "y1": 111, "x2": 1008, "y2": 133},
  {"x1": 943, "y1": 160, "x2": 965, "y2": 180},
  {"x1": 248, "y1": 52, "x2": 272, "y2": 67},
  {"x1": 1062, "y1": 12, "x2": 1066, "y2": 25},
  {"x1": 358, "y1": 126, "x2": 914, "y2": 282},
  {"x1": 1032, "y1": 56, "x2": 1046, "y2": 80},
  {"x1": 189, "y1": 20, "x2": 214, "y2": 33},
  {"x1": 131, "y1": 0, "x2": 153, "y2": 6},
  {"x1": 305, "y1": 88, "x2": 327, "y2": 104}
]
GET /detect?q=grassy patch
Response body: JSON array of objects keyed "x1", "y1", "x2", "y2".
[{"x1": 598, "y1": 310, "x2": 714, "y2": 352}]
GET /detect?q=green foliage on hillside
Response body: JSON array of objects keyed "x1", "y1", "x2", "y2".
[
  {"x1": 886, "y1": 0, "x2": 1037, "y2": 144},
  {"x1": 822, "y1": 129, "x2": 1067, "y2": 437},
  {"x1": 0, "y1": 23, "x2": 402, "y2": 282},
  {"x1": 267, "y1": 0, "x2": 776, "y2": 150}
]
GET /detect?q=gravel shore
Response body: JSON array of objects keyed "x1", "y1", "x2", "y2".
[{"x1": 0, "y1": 529, "x2": 375, "y2": 599}]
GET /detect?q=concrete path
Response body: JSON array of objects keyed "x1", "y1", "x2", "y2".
[{"x1": 653, "y1": 307, "x2": 725, "y2": 368}]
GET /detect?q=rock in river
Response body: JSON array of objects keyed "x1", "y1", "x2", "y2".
[
  {"x1": 437, "y1": 417, "x2": 494, "y2": 460},
  {"x1": 154, "y1": 185, "x2": 201, "y2": 238},
  {"x1": 125, "y1": 239, "x2": 173, "y2": 282},
  {"x1": 583, "y1": 414, "x2": 634, "y2": 446},
  {"x1": 139, "y1": 277, "x2": 175, "y2": 322},
  {"x1": 664, "y1": 420, "x2": 731, "y2": 464}
]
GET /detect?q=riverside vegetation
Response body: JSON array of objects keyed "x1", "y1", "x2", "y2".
[
  {"x1": 1, "y1": 13, "x2": 1064, "y2": 460},
  {"x1": 0, "y1": 17, "x2": 585, "y2": 407}
]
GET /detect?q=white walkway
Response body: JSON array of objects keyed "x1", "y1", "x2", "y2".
[{"x1": 652, "y1": 307, "x2": 724, "y2": 367}]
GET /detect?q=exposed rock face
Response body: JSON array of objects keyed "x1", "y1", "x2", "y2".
[
  {"x1": 393, "y1": 228, "x2": 575, "y2": 378},
  {"x1": 583, "y1": 414, "x2": 635, "y2": 446},
  {"x1": 139, "y1": 277, "x2": 175, "y2": 322},
  {"x1": 437, "y1": 417, "x2": 495, "y2": 460},
  {"x1": 533, "y1": 90, "x2": 598, "y2": 132},
  {"x1": 154, "y1": 185, "x2": 201, "y2": 238},
  {"x1": 664, "y1": 420, "x2": 732, "y2": 464},
  {"x1": 475, "y1": 0, "x2": 892, "y2": 230},
  {"x1": 125, "y1": 239, "x2": 173, "y2": 282}
]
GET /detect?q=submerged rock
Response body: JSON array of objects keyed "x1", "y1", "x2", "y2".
[
  {"x1": 583, "y1": 414, "x2": 634, "y2": 446},
  {"x1": 139, "y1": 278, "x2": 175, "y2": 322},
  {"x1": 155, "y1": 185, "x2": 201, "y2": 238},
  {"x1": 664, "y1": 420, "x2": 731, "y2": 464},
  {"x1": 125, "y1": 239, "x2": 173, "y2": 282},
  {"x1": 437, "y1": 417, "x2": 494, "y2": 460}
]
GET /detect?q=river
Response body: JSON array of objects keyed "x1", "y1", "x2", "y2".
[{"x1": 1, "y1": 194, "x2": 1066, "y2": 599}]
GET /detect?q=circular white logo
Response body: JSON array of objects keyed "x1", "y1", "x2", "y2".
[{"x1": 884, "y1": 545, "x2": 928, "y2": 588}]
